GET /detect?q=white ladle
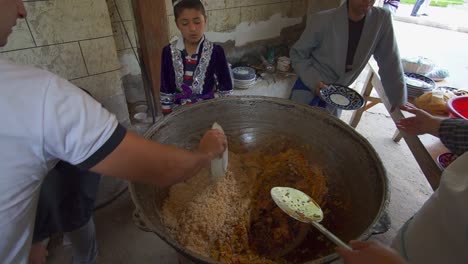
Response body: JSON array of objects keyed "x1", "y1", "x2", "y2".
[
  {"x1": 270, "y1": 187, "x2": 352, "y2": 250},
  {"x1": 210, "y1": 122, "x2": 228, "y2": 180}
]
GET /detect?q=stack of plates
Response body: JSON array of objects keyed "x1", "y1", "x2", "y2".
[
  {"x1": 404, "y1": 72, "x2": 436, "y2": 98},
  {"x1": 232, "y1": 66, "x2": 256, "y2": 89},
  {"x1": 234, "y1": 78, "x2": 256, "y2": 89}
]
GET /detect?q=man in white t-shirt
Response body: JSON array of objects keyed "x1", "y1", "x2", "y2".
[{"x1": 0, "y1": 1, "x2": 227, "y2": 263}]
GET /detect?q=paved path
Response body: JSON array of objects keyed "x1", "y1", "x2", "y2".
[
  {"x1": 395, "y1": 3, "x2": 468, "y2": 33},
  {"x1": 393, "y1": 19, "x2": 468, "y2": 91}
]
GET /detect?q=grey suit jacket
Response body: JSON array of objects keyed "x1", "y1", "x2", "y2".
[{"x1": 290, "y1": 3, "x2": 407, "y2": 108}]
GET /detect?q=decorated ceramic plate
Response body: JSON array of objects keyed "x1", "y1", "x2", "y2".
[
  {"x1": 210, "y1": 122, "x2": 228, "y2": 180},
  {"x1": 404, "y1": 72, "x2": 436, "y2": 98},
  {"x1": 319, "y1": 84, "x2": 365, "y2": 110},
  {"x1": 437, "y1": 86, "x2": 468, "y2": 97}
]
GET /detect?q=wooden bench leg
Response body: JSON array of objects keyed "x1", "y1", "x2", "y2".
[
  {"x1": 350, "y1": 70, "x2": 374, "y2": 128},
  {"x1": 392, "y1": 129, "x2": 403, "y2": 142}
]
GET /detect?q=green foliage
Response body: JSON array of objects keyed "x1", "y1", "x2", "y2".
[{"x1": 400, "y1": 0, "x2": 464, "y2": 7}]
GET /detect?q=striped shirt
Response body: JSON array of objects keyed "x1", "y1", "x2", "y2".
[
  {"x1": 181, "y1": 51, "x2": 198, "y2": 87},
  {"x1": 439, "y1": 118, "x2": 468, "y2": 156}
]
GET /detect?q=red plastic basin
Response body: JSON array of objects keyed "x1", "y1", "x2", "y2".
[{"x1": 447, "y1": 96, "x2": 468, "y2": 120}]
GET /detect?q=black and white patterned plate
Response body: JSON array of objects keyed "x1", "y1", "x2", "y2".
[{"x1": 320, "y1": 84, "x2": 365, "y2": 110}]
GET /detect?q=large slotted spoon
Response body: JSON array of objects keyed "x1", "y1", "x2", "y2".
[{"x1": 271, "y1": 187, "x2": 352, "y2": 250}]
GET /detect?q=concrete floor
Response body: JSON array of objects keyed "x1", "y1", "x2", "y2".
[
  {"x1": 394, "y1": 20, "x2": 468, "y2": 91},
  {"x1": 46, "y1": 16, "x2": 468, "y2": 264}
]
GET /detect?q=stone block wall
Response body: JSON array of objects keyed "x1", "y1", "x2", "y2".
[{"x1": 0, "y1": 0, "x2": 132, "y2": 126}]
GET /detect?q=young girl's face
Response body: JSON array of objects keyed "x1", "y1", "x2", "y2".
[{"x1": 176, "y1": 8, "x2": 206, "y2": 45}]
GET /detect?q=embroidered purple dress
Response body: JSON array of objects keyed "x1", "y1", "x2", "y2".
[{"x1": 160, "y1": 36, "x2": 233, "y2": 113}]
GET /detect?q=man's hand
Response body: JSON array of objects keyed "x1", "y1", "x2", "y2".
[
  {"x1": 396, "y1": 103, "x2": 443, "y2": 137},
  {"x1": 336, "y1": 240, "x2": 407, "y2": 264},
  {"x1": 198, "y1": 129, "x2": 227, "y2": 160},
  {"x1": 28, "y1": 242, "x2": 48, "y2": 264}
]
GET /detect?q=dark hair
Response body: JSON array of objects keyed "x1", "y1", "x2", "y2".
[{"x1": 172, "y1": 0, "x2": 206, "y2": 20}]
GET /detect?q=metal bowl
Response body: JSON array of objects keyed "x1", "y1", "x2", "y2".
[{"x1": 129, "y1": 96, "x2": 389, "y2": 264}]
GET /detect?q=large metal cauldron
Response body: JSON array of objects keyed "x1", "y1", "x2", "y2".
[{"x1": 129, "y1": 96, "x2": 389, "y2": 263}]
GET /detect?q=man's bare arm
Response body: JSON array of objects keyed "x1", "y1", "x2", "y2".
[{"x1": 90, "y1": 130, "x2": 226, "y2": 187}]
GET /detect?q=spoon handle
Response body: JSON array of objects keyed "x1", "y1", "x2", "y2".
[{"x1": 311, "y1": 221, "x2": 352, "y2": 251}]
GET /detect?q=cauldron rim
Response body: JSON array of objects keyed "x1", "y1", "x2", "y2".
[{"x1": 131, "y1": 96, "x2": 390, "y2": 264}]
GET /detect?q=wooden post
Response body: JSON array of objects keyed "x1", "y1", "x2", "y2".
[
  {"x1": 370, "y1": 72, "x2": 442, "y2": 190},
  {"x1": 131, "y1": 0, "x2": 170, "y2": 116},
  {"x1": 349, "y1": 65, "x2": 375, "y2": 128}
]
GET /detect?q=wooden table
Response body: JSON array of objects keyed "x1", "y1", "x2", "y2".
[{"x1": 349, "y1": 59, "x2": 443, "y2": 190}]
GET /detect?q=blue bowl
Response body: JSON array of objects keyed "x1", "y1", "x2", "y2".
[{"x1": 437, "y1": 152, "x2": 458, "y2": 170}]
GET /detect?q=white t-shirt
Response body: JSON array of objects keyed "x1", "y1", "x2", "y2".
[
  {"x1": 0, "y1": 59, "x2": 122, "y2": 263},
  {"x1": 393, "y1": 152, "x2": 468, "y2": 264}
]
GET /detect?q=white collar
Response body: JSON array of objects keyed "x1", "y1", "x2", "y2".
[{"x1": 175, "y1": 35, "x2": 205, "y2": 53}]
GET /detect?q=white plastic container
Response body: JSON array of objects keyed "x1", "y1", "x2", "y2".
[{"x1": 277, "y1": 56, "x2": 291, "y2": 72}]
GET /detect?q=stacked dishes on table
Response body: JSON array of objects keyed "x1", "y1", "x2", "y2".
[
  {"x1": 404, "y1": 72, "x2": 436, "y2": 98},
  {"x1": 232, "y1": 66, "x2": 256, "y2": 89}
]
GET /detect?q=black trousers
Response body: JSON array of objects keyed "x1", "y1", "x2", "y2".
[{"x1": 33, "y1": 162, "x2": 101, "y2": 243}]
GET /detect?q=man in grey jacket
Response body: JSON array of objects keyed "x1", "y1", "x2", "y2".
[{"x1": 290, "y1": 0, "x2": 406, "y2": 116}]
